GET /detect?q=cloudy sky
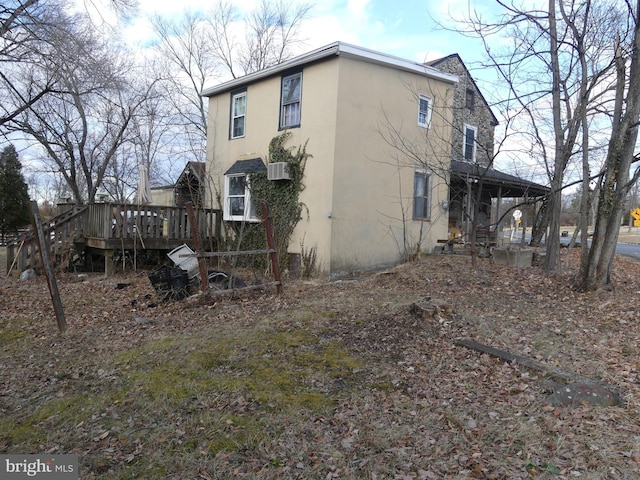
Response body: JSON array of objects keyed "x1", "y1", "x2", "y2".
[
  {"x1": 117, "y1": 0, "x2": 497, "y2": 67},
  {"x1": 76, "y1": 0, "x2": 549, "y2": 187}
]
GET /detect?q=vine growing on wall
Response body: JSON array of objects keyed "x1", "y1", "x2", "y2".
[{"x1": 235, "y1": 131, "x2": 311, "y2": 272}]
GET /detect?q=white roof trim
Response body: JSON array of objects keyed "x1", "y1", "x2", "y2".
[{"x1": 201, "y1": 41, "x2": 458, "y2": 97}]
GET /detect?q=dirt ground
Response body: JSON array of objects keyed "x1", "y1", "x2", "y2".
[{"x1": 1, "y1": 249, "x2": 640, "y2": 479}]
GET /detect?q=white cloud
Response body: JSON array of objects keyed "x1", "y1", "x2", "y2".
[{"x1": 348, "y1": 0, "x2": 371, "y2": 21}]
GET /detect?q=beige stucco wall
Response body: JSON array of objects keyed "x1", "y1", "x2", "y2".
[
  {"x1": 327, "y1": 56, "x2": 454, "y2": 275},
  {"x1": 205, "y1": 53, "x2": 454, "y2": 278},
  {"x1": 206, "y1": 60, "x2": 340, "y2": 273}
]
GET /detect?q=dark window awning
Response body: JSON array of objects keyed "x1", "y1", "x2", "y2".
[
  {"x1": 450, "y1": 160, "x2": 549, "y2": 198},
  {"x1": 224, "y1": 158, "x2": 267, "y2": 175}
]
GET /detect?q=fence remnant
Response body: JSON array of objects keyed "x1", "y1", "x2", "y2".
[{"x1": 31, "y1": 201, "x2": 67, "y2": 332}]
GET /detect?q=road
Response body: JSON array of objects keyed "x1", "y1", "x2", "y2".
[
  {"x1": 504, "y1": 227, "x2": 640, "y2": 261},
  {"x1": 614, "y1": 241, "x2": 640, "y2": 260}
]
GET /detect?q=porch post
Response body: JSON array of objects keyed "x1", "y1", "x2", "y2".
[
  {"x1": 496, "y1": 186, "x2": 503, "y2": 246},
  {"x1": 465, "y1": 174, "x2": 472, "y2": 238}
]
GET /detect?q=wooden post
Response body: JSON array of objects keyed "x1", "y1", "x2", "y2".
[
  {"x1": 31, "y1": 201, "x2": 67, "y2": 332},
  {"x1": 261, "y1": 202, "x2": 282, "y2": 294},
  {"x1": 185, "y1": 202, "x2": 208, "y2": 291},
  {"x1": 104, "y1": 249, "x2": 114, "y2": 276}
]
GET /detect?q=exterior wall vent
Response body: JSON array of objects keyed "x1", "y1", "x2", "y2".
[{"x1": 267, "y1": 162, "x2": 291, "y2": 180}]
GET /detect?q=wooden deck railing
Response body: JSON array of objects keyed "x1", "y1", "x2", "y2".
[
  {"x1": 5, "y1": 203, "x2": 222, "y2": 274},
  {"x1": 84, "y1": 203, "x2": 220, "y2": 243}
]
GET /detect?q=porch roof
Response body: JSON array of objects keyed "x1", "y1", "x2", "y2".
[{"x1": 450, "y1": 160, "x2": 550, "y2": 198}]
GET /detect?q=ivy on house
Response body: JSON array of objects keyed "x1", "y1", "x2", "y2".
[{"x1": 233, "y1": 131, "x2": 311, "y2": 271}]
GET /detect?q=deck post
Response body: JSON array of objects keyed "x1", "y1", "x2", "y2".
[{"x1": 104, "y1": 249, "x2": 114, "y2": 276}]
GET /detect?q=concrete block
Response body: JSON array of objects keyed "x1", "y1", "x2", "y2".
[{"x1": 492, "y1": 248, "x2": 533, "y2": 268}]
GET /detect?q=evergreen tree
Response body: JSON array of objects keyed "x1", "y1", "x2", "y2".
[{"x1": 0, "y1": 145, "x2": 31, "y2": 243}]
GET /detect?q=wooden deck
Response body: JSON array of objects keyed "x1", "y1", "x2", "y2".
[{"x1": 6, "y1": 203, "x2": 222, "y2": 275}]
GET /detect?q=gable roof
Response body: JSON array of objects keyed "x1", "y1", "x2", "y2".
[
  {"x1": 176, "y1": 161, "x2": 205, "y2": 186},
  {"x1": 426, "y1": 54, "x2": 499, "y2": 126},
  {"x1": 202, "y1": 42, "x2": 458, "y2": 97}
]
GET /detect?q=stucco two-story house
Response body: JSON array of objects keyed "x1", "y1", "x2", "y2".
[{"x1": 202, "y1": 42, "x2": 457, "y2": 278}]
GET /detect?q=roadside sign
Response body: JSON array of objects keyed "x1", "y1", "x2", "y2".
[
  {"x1": 513, "y1": 209, "x2": 522, "y2": 225},
  {"x1": 635, "y1": 219, "x2": 640, "y2": 227},
  {"x1": 632, "y1": 207, "x2": 640, "y2": 220}
]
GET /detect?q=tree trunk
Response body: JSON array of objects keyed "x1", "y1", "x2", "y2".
[
  {"x1": 581, "y1": 14, "x2": 640, "y2": 290},
  {"x1": 530, "y1": 195, "x2": 549, "y2": 246},
  {"x1": 544, "y1": 0, "x2": 564, "y2": 272}
]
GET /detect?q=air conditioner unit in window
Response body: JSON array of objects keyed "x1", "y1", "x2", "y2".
[{"x1": 267, "y1": 162, "x2": 291, "y2": 181}]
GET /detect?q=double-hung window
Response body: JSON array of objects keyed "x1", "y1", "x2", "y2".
[
  {"x1": 413, "y1": 171, "x2": 431, "y2": 221},
  {"x1": 463, "y1": 124, "x2": 477, "y2": 162},
  {"x1": 224, "y1": 174, "x2": 258, "y2": 222},
  {"x1": 418, "y1": 94, "x2": 432, "y2": 128},
  {"x1": 280, "y1": 72, "x2": 302, "y2": 129},
  {"x1": 231, "y1": 90, "x2": 247, "y2": 139},
  {"x1": 223, "y1": 159, "x2": 266, "y2": 222}
]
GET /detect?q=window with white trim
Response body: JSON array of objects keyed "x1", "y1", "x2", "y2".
[
  {"x1": 413, "y1": 171, "x2": 431, "y2": 220},
  {"x1": 280, "y1": 72, "x2": 302, "y2": 129},
  {"x1": 231, "y1": 91, "x2": 246, "y2": 139},
  {"x1": 463, "y1": 124, "x2": 477, "y2": 162},
  {"x1": 223, "y1": 174, "x2": 259, "y2": 222},
  {"x1": 418, "y1": 94, "x2": 432, "y2": 128}
]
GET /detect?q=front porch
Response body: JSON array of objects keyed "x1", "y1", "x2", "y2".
[{"x1": 446, "y1": 160, "x2": 550, "y2": 248}]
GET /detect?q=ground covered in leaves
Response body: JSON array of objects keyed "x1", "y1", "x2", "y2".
[{"x1": 1, "y1": 251, "x2": 640, "y2": 479}]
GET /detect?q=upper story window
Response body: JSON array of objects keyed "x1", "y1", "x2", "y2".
[
  {"x1": 465, "y1": 88, "x2": 475, "y2": 110},
  {"x1": 231, "y1": 90, "x2": 246, "y2": 139},
  {"x1": 418, "y1": 94, "x2": 432, "y2": 128},
  {"x1": 280, "y1": 72, "x2": 302, "y2": 129},
  {"x1": 413, "y1": 171, "x2": 431, "y2": 221},
  {"x1": 464, "y1": 124, "x2": 477, "y2": 162}
]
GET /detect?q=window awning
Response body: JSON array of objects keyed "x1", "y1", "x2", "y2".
[{"x1": 224, "y1": 158, "x2": 267, "y2": 175}]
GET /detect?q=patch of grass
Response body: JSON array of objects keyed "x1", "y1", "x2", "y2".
[
  {"x1": 1, "y1": 393, "x2": 100, "y2": 449},
  {"x1": 81, "y1": 328, "x2": 363, "y2": 475},
  {"x1": 0, "y1": 326, "x2": 359, "y2": 473},
  {"x1": 0, "y1": 320, "x2": 27, "y2": 345}
]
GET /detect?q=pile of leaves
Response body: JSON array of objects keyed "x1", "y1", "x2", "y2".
[{"x1": 1, "y1": 250, "x2": 640, "y2": 479}]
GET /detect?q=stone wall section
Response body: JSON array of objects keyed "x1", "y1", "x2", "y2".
[{"x1": 433, "y1": 56, "x2": 496, "y2": 167}]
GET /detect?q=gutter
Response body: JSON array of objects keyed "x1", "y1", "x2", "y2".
[{"x1": 201, "y1": 41, "x2": 458, "y2": 97}]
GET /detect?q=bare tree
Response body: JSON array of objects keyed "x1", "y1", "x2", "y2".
[
  {"x1": 0, "y1": 1, "x2": 63, "y2": 128},
  {"x1": 6, "y1": 8, "x2": 153, "y2": 204},
  {"x1": 150, "y1": 11, "x2": 214, "y2": 167},
  {"x1": 235, "y1": 0, "x2": 312, "y2": 75},
  {"x1": 0, "y1": 0, "x2": 138, "y2": 129},
  {"x1": 449, "y1": 1, "x2": 628, "y2": 275},
  {"x1": 581, "y1": 5, "x2": 640, "y2": 290},
  {"x1": 149, "y1": 0, "x2": 312, "y2": 202}
]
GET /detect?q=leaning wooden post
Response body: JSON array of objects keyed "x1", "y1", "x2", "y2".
[
  {"x1": 261, "y1": 202, "x2": 282, "y2": 294},
  {"x1": 185, "y1": 202, "x2": 209, "y2": 291},
  {"x1": 31, "y1": 201, "x2": 67, "y2": 332}
]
